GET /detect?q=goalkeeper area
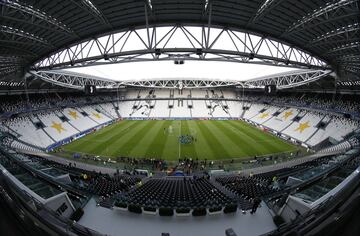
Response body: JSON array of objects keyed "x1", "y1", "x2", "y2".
[{"x1": 61, "y1": 120, "x2": 299, "y2": 161}]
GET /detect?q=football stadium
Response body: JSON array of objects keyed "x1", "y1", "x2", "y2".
[{"x1": 0, "y1": 1, "x2": 359, "y2": 236}]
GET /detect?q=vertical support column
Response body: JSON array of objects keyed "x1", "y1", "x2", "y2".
[
  {"x1": 144, "y1": 3, "x2": 151, "y2": 49},
  {"x1": 24, "y1": 73, "x2": 30, "y2": 109},
  {"x1": 332, "y1": 69, "x2": 339, "y2": 102},
  {"x1": 206, "y1": 3, "x2": 212, "y2": 49}
]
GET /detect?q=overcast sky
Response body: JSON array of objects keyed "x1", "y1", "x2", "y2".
[{"x1": 66, "y1": 61, "x2": 297, "y2": 81}]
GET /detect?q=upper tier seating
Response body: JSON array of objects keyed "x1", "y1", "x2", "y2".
[
  {"x1": 96, "y1": 103, "x2": 119, "y2": 119},
  {"x1": 154, "y1": 89, "x2": 170, "y2": 98},
  {"x1": 191, "y1": 100, "x2": 210, "y2": 118},
  {"x1": 208, "y1": 100, "x2": 231, "y2": 117},
  {"x1": 170, "y1": 100, "x2": 192, "y2": 117},
  {"x1": 149, "y1": 100, "x2": 170, "y2": 117},
  {"x1": 190, "y1": 89, "x2": 208, "y2": 98},
  {"x1": 227, "y1": 101, "x2": 242, "y2": 118}
]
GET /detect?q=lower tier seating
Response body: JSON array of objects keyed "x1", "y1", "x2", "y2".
[
  {"x1": 117, "y1": 177, "x2": 236, "y2": 209},
  {"x1": 87, "y1": 174, "x2": 141, "y2": 197}
]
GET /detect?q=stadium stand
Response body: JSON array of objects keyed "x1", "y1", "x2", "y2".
[
  {"x1": 3, "y1": 116, "x2": 54, "y2": 148},
  {"x1": 87, "y1": 174, "x2": 141, "y2": 197},
  {"x1": 1, "y1": 90, "x2": 360, "y2": 153},
  {"x1": 117, "y1": 176, "x2": 237, "y2": 211}
]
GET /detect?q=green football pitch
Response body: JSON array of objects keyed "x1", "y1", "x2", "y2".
[{"x1": 61, "y1": 120, "x2": 298, "y2": 161}]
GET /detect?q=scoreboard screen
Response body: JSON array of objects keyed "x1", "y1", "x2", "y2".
[
  {"x1": 264, "y1": 85, "x2": 276, "y2": 95},
  {"x1": 84, "y1": 85, "x2": 96, "y2": 95}
]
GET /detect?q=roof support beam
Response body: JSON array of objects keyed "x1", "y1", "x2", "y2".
[
  {"x1": 33, "y1": 24, "x2": 329, "y2": 70},
  {"x1": 28, "y1": 70, "x2": 118, "y2": 90},
  {"x1": 0, "y1": 44, "x2": 38, "y2": 57},
  {"x1": 0, "y1": 25, "x2": 51, "y2": 46},
  {"x1": 324, "y1": 42, "x2": 360, "y2": 55},
  {"x1": 244, "y1": 69, "x2": 333, "y2": 89},
  {"x1": 29, "y1": 69, "x2": 332, "y2": 90},
  {"x1": 309, "y1": 23, "x2": 360, "y2": 45},
  {"x1": 206, "y1": 2, "x2": 212, "y2": 49},
  {"x1": 287, "y1": 0, "x2": 358, "y2": 33},
  {"x1": 251, "y1": 0, "x2": 286, "y2": 23},
  {"x1": 0, "y1": 0, "x2": 73, "y2": 34},
  {"x1": 69, "y1": 0, "x2": 111, "y2": 27}
]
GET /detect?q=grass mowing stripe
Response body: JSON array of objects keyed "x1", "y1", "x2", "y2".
[
  {"x1": 205, "y1": 121, "x2": 246, "y2": 157},
  {"x1": 229, "y1": 120, "x2": 295, "y2": 153},
  {"x1": 109, "y1": 120, "x2": 157, "y2": 156},
  {"x1": 241, "y1": 121, "x2": 297, "y2": 151},
  {"x1": 61, "y1": 121, "x2": 125, "y2": 150},
  {"x1": 65, "y1": 120, "x2": 135, "y2": 152},
  {"x1": 85, "y1": 120, "x2": 142, "y2": 154},
  {"x1": 128, "y1": 120, "x2": 165, "y2": 158},
  {"x1": 161, "y1": 120, "x2": 182, "y2": 160},
  {"x1": 144, "y1": 120, "x2": 172, "y2": 158},
  {"x1": 186, "y1": 120, "x2": 215, "y2": 159},
  {"x1": 231, "y1": 120, "x2": 270, "y2": 141},
  {"x1": 87, "y1": 121, "x2": 128, "y2": 139},
  {"x1": 195, "y1": 121, "x2": 231, "y2": 159},
  {"x1": 227, "y1": 120, "x2": 275, "y2": 153},
  {"x1": 180, "y1": 120, "x2": 198, "y2": 159},
  {"x1": 212, "y1": 121, "x2": 256, "y2": 157},
  {"x1": 92, "y1": 120, "x2": 149, "y2": 156},
  {"x1": 223, "y1": 121, "x2": 269, "y2": 154},
  {"x1": 94, "y1": 120, "x2": 137, "y2": 142}
]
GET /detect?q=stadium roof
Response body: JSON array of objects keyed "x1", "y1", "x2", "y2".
[{"x1": 0, "y1": 0, "x2": 359, "y2": 84}]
